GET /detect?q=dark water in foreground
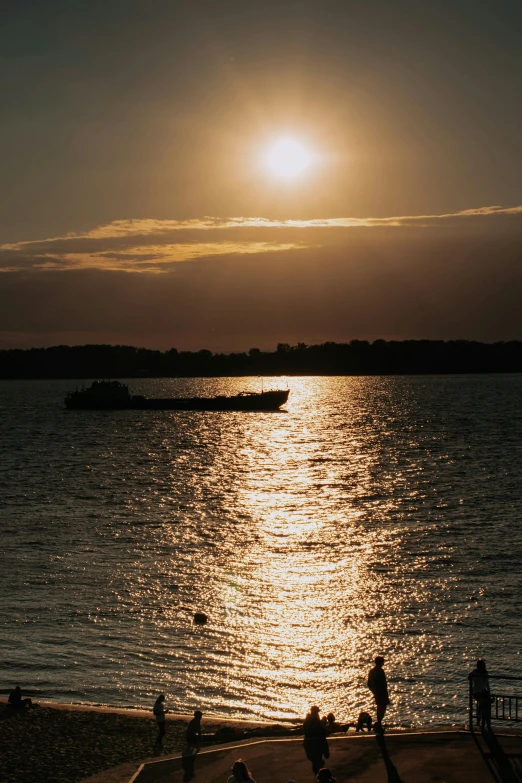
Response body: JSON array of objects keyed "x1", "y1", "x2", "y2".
[{"x1": 1, "y1": 375, "x2": 521, "y2": 726}]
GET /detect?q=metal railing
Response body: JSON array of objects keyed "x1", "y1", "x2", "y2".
[{"x1": 468, "y1": 673, "x2": 521, "y2": 730}]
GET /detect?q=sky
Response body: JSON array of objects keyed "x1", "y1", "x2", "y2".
[{"x1": 1, "y1": 0, "x2": 521, "y2": 351}]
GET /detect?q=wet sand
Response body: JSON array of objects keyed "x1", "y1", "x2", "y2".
[{"x1": 0, "y1": 701, "x2": 272, "y2": 783}]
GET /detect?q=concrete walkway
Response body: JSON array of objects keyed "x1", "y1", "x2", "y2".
[{"x1": 125, "y1": 729, "x2": 522, "y2": 783}]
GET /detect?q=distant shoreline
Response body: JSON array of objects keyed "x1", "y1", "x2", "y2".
[
  {"x1": 2, "y1": 371, "x2": 522, "y2": 380},
  {"x1": 1, "y1": 339, "x2": 521, "y2": 378}
]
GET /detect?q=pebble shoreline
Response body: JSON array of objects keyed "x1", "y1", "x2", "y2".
[{"x1": 0, "y1": 702, "x2": 269, "y2": 783}]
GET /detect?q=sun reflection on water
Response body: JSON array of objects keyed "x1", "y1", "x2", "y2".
[
  {"x1": 1, "y1": 375, "x2": 521, "y2": 725},
  {"x1": 214, "y1": 378, "x2": 405, "y2": 721}
]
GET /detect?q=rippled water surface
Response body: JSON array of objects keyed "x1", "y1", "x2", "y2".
[{"x1": 1, "y1": 376, "x2": 521, "y2": 726}]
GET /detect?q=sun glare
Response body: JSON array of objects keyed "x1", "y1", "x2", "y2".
[{"x1": 266, "y1": 138, "x2": 312, "y2": 179}]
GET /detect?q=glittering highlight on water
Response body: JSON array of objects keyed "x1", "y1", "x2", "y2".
[{"x1": 1, "y1": 376, "x2": 521, "y2": 726}]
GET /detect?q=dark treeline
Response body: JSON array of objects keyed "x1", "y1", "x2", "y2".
[{"x1": 1, "y1": 340, "x2": 522, "y2": 378}]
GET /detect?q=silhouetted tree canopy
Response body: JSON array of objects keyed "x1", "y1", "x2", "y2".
[{"x1": 0, "y1": 340, "x2": 521, "y2": 378}]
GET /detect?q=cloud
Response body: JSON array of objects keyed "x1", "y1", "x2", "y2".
[
  {"x1": 0, "y1": 241, "x2": 304, "y2": 274},
  {"x1": 1, "y1": 204, "x2": 521, "y2": 274}
]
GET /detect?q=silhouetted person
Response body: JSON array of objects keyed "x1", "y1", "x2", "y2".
[
  {"x1": 355, "y1": 711, "x2": 373, "y2": 732},
  {"x1": 470, "y1": 659, "x2": 492, "y2": 730},
  {"x1": 368, "y1": 656, "x2": 390, "y2": 731},
  {"x1": 185, "y1": 709, "x2": 203, "y2": 748},
  {"x1": 478, "y1": 690, "x2": 492, "y2": 732},
  {"x1": 227, "y1": 759, "x2": 256, "y2": 782},
  {"x1": 325, "y1": 712, "x2": 350, "y2": 733},
  {"x1": 153, "y1": 693, "x2": 169, "y2": 747},
  {"x1": 317, "y1": 769, "x2": 336, "y2": 783},
  {"x1": 8, "y1": 687, "x2": 32, "y2": 709},
  {"x1": 303, "y1": 706, "x2": 330, "y2": 774}
]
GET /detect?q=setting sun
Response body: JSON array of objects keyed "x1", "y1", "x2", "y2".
[{"x1": 266, "y1": 137, "x2": 312, "y2": 179}]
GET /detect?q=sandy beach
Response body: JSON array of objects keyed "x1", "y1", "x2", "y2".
[{"x1": 0, "y1": 701, "x2": 272, "y2": 783}]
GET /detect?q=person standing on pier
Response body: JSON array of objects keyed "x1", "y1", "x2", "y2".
[
  {"x1": 470, "y1": 659, "x2": 492, "y2": 730},
  {"x1": 367, "y1": 656, "x2": 390, "y2": 732}
]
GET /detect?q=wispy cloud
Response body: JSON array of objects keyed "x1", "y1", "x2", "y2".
[
  {"x1": 0, "y1": 241, "x2": 303, "y2": 274},
  {"x1": 1, "y1": 204, "x2": 521, "y2": 273}
]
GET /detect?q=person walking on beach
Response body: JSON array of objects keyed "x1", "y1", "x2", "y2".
[
  {"x1": 153, "y1": 693, "x2": 169, "y2": 747},
  {"x1": 470, "y1": 659, "x2": 492, "y2": 731},
  {"x1": 303, "y1": 706, "x2": 330, "y2": 775},
  {"x1": 227, "y1": 759, "x2": 256, "y2": 782},
  {"x1": 186, "y1": 710, "x2": 203, "y2": 749},
  {"x1": 367, "y1": 656, "x2": 390, "y2": 732}
]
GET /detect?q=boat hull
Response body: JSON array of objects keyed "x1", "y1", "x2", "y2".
[{"x1": 65, "y1": 390, "x2": 289, "y2": 411}]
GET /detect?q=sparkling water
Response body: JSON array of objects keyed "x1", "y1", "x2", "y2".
[{"x1": 1, "y1": 375, "x2": 521, "y2": 726}]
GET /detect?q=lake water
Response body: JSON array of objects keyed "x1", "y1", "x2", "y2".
[{"x1": 1, "y1": 375, "x2": 521, "y2": 727}]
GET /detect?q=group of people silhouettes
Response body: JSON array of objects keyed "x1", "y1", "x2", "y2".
[
  {"x1": 153, "y1": 694, "x2": 203, "y2": 749},
  {"x1": 7, "y1": 655, "x2": 496, "y2": 783},
  {"x1": 152, "y1": 655, "x2": 390, "y2": 782},
  {"x1": 301, "y1": 656, "x2": 389, "y2": 780},
  {"x1": 153, "y1": 696, "x2": 204, "y2": 781}
]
